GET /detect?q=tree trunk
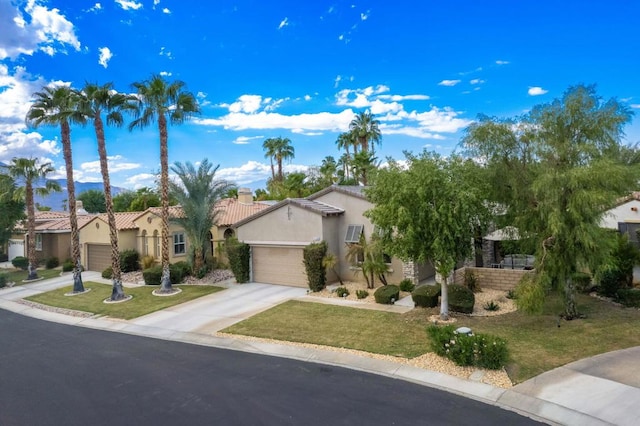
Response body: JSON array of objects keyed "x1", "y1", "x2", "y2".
[
  {"x1": 25, "y1": 181, "x2": 38, "y2": 280},
  {"x1": 193, "y1": 245, "x2": 203, "y2": 274},
  {"x1": 95, "y1": 113, "x2": 126, "y2": 301},
  {"x1": 269, "y1": 158, "x2": 275, "y2": 181},
  {"x1": 62, "y1": 121, "x2": 85, "y2": 293},
  {"x1": 563, "y1": 276, "x2": 579, "y2": 320},
  {"x1": 438, "y1": 264, "x2": 450, "y2": 321},
  {"x1": 158, "y1": 114, "x2": 172, "y2": 292}
]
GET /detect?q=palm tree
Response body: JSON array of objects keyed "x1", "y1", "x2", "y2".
[
  {"x1": 262, "y1": 138, "x2": 278, "y2": 181},
  {"x1": 129, "y1": 75, "x2": 200, "y2": 293},
  {"x1": 351, "y1": 150, "x2": 377, "y2": 186},
  {"x1": 319, "y1": 156, "x2": 337, "y2": 186},
  {"x1": 8, "y1": 158, "x2": 61, "y2": 280},
  {"x1": 78, "y1": 82, "x2": 136, "y2": 301},
  {"x1": 349, "y1": 111, "x2": 381, "y2": 153},
  {"x1": 169, "y1": 159, "x2": 234, "y2": 274},
  {"x1": 26, "y1": 85, "x2": 86, "y2": 292},
  {"x1": 337, "y1": 152, "x2": 351, "y2": 182},
  {"x1": 274, "y1": 137, "x2": 295, "y2": 181}
]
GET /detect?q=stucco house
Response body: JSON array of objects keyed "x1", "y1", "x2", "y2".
[
  {"x1": 233, "y1": 185, "x2": 435, "y2": 287},
  {"x1": 79, "y1": 212, "x2": 141, "y2": 271},
  {"x1": 601, "y1": 192, "x2": 640, "y2": 244}
]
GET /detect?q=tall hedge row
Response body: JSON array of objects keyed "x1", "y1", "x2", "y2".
[
  {"x1": 226, "y1": 238, "x2": 251, "y2": 283},
  {"x1": 303, "y1": 241, "x2": 327, "y2": 291}
]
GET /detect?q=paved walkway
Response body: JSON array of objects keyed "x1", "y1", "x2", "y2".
[{"x1": 1, "y1": 272, "x2": 639, "y2": 425}]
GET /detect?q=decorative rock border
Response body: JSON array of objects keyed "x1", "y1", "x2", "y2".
[{"x1": 152, "y1": 288, "x2": 183, "y2": 297}]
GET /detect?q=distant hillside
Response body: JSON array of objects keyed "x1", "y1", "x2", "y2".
[{"x1": 34, "y1": 179, "x2": 127, "y2": 210}]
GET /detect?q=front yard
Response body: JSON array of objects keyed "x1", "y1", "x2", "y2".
[
  {"x1": 0, "y1": 268, "x2": 62, "y2": 284},
  {"x1": 25, "y1": 281, "x2": 224, "y2": 320},
  {"x1": 223, "y1": 292, "x2": 640, "y2": 383}
]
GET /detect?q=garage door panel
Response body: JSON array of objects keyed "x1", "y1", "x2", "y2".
[
  {"x1": 252, "y1": 246, "x2": 306, "y2": 287},
  {"x1": 87, "y1": 244, "x2": 111, "y2": 272}
]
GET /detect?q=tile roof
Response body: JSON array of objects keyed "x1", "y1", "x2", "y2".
[
  {"x1": 34, "y1": 214, "x2": 96, "y2": 232},
  {"x1": 34, "y1": 210, "x2": 70, "y2": 220},
  {"x1": 143, "y1": 198, "x2": 269, "y2": 226},
  {"x1": 97, "y1": 212, "x2": 140, "y2": 230},
  {"x1": 233, "y1": 197, "x2": 344, "y2": 228},
  {"x1": 307, "y1": 184, "x2": 368, "y2": 200}
]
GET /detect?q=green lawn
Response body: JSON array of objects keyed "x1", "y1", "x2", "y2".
[
  {"x1": 25, "y1": 281, "x2": 224, "y2": 320},
  {"x1": 0, "y1": 268, "x2": 61, "y2": 284},
  {"x1": 223, "y1": 294, "x2": 640, "y2": 383}
]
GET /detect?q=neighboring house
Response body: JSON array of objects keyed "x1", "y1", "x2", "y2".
[
  {"x1": 601, "y1": 192, "x2": 640, "y2": 244},
  {"x1": 79, "y1": 212, "x2": 141, "y2": 272},
  {"x1": 233, "y1": 185, "x2": 435, "y2": 288}
]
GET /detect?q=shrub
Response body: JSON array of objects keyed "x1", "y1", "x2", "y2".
[
  {"x1": 0, "y1": 253, "x2": 7, "y2": 262},
  {"x1": 45, "y1": 257, "x2": 59, "y2": 269},
  {"x1": 464, "y1": 269, "x2": 480, "y2": 293},
  {"x1": 484, "y1": 301, "x2": 500, "y2": 311},
  {"x1": 120, "y1": 249, "x2": 140, "y2": 273},
  {"x1": 102, "y1": 266, "x2": 113, "y2": 279},
  {"x1": 335, "y1": 286, "x2": 350, "y2": 297},
  {"x1": 196, "y1": 266, "x2": 208, "y2": 279},
  {"x1": 506, "y1": 289, "x2": 517, "y2": 300},
  {"x1": 427, "y1": 325, "x2": 509, "y2": 370},
  {"x1": 448, "y1": 284, "x2": 475, "y2": 314},
  {"x1": 303, "y1": 241, "x2": 327, "y2": 292},
  {"x1": 616, "y1": 288, "x2": 640, "y2": 308},
  {"x1": 374, "y1": 284, "x2": 400, "y2": 304},
  {"x1": 141, "y1": 255, "x2": 155, "y2": 270},
  {"x1": 11, "y1": 256, "x2": 28, "y2": 270},
  {"x1": 356, "y1": 289, "x2": 369, "y2": 299},
  {"x1": 597, "y1": 267, "x2": 626, "y2": 298},
  {"x1": 572, "y1": 272, "x2": 593, "y2": 294},
  {"x1": 62, "y1": 259, "x2": 74, "y2": 272},
  {"x1": 0, "y1": 273, "x2": 6, "y2": 288},
  {"x1": 173, "y1": 261, "x2": 192, "y2": 278},
  {"x1": 411, "y1": 284, "x2": 441, "y2": 308},
  {"x1": 142, "y1": 264, "x2": 185, "y2": 285},
  {"x1": 225, "y1": 238, "x2": 250, "y2": 283},
  {"x1": 399, "y1": 278, "x2": 416, "y2": 293}
]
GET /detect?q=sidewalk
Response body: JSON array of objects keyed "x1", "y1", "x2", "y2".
[{"x1": 1, "y1": 273, "x2": 638, "y2": 425}]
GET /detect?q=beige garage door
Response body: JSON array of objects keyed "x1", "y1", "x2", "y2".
[
  {"x1": 87, "y1": 244, "x2": 111, "y2": 272},
  {"x1": 252, "y1": 246, "x2": 307, "y2": 287}
]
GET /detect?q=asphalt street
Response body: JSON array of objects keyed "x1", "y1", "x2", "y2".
[{"x1": 0, "y1": 309, "x2": 542, "y2": 426}]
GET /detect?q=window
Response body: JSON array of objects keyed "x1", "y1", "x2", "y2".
[
  {"x1": 344, "y1": 224, "x2": 363, "y2": 243},
  {"x1": 173, "y1": 233, "x2": 186, "y2": 255},
  {"x1": 35, "y1": 234, "x2": 42, "y2": 251},
  {"x1": 142, "y1": 230, "x2": 148, "y2": 256}
]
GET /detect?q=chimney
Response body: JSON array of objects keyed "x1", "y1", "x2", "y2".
[
  {"x1": 238, "y1": 188, "x2": 253, "y2": 205},
  {"x1": 76, "y1": 200, "x2": 88, "y2": 215}
]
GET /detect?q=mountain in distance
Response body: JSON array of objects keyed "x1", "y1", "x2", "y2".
[{"x1": 34, "y1": 179, "x2": 127, "y2": 211}]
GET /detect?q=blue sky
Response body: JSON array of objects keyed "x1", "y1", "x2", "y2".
[{"x1": 1, "y1": 0, "x2": 640, "y2": 192}]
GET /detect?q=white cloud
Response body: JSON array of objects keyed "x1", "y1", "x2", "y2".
[
  {"x1": 630, "y1": 104, "x2": 640, "y2": 109},
  {"x1": 154, "y1": 0, "x2": 160, "y2": 5},
  {"x1": 159, "y1": 46, "x2": 172, "y2": 59},
  {"x1": 0, "y1": 131, "x2": 60, "y2": 164},
  {"x1": 528, "y1": 86, "x2": 548, "y2": 96},
  {"x1": 376, "y1": 94, "x2": 429, "y2": 101},
  {"x1": 80, "y1": 155, "x2": 141, "y2": 174},
  {"x1": 361, "y1": 11, "x2": 370, "y2": 20},
  {"x1": 0, "y1": 0, "x2": 81, "y2": 60},
  {"x1": 98, "y1": 46, "x2": 112, "y2": 68},
  {"x1": 124, "y1": 173, "x2": 156, "y2": 189},
  {"x1": 304, "y1": 94, "x2": 312, "y2": 101},
  {"x1": 334, "y1": 75, "x2": 342, "y2": 88},
  {"x1": 195, "y1": 109, "x2": 356, "y2": 132},
  {"x1": 379, "y1": 124, "x2": 445, "y2": 140},
  {"x1": 159, "y1": 71, "x2": 172, "y2": 76},
  {"x1": 470, "y1": 79, "x2": 485, "y2": 85},
  {"x1": 87, "y1": 3, "x2": 102, "y2": 12},
  {"x1": 115, "y1": 0, "x2": 143, "y2": 11},
  {"x1": 496, "y1": 60, "x2": 510, "y2": 65},
  {"x1": 232, "y1": 136, "x2": 263, "y2": 145},
  {"x1": 215, "y1": 161, "x2": 271, "y2": 185},
  {"x1": 162, "y1": 8, "x2": 171, "y2": 14},
  {"x1": 227, "y1": 95, "x2": 263, "y2": 114},
  {"x1": 438, "y1": 79, "x2": 461, "y2": 87},
  {"x1": 278, "y1": 17, "x2": 289, "y2": 30}
]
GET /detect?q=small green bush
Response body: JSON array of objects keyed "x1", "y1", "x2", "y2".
[
  {"x1": 572, "y1": 272, "x2": 593, "y2": 294},
  {"x1": 356, "y1": 289, "x2": 369, "y2": 299},
  {"x1": 506, "y1": 289, "x2": 517, "y2": 300},
  {"x1": 448, "y1": 284, "x2": 475, "y2": 314},
  {"x1": 120, "y1": 249, "x2": 140, "y2": 273},
  {"x1": 102, "y1": 266, "x2": 113, "y2": 279},
  {"x1": 411, "y1": 284, "x2": 441, "y2": 308},
  {"x1": 0, "y1": 273, "x2": 6, "y2": 288},
  {"x1": 11, "y1": 256, "x2": 28, "y2": 270},
  {"x1": 62, "y1": 259, "x2": 74, "y2": 272},
  {"x1": 399, "y1": 278, "x2": 416, "y2": 293},
  {"x1": 484, "y1": 301, "x2": 500, "y2": 311},
  {"x1": 173, "y1": 261, "x2": 192, "y2": 278},
  {"x1": 45, "y1": 257, "x2": 59, "y2": 269},
  {"x1": 597, "y1": 268, "x2": 626, "y2": 298},
  {"x1": 374, "y1": 284, "x2": 400, "y2": 304},
  {"x1": 464, "y1": 269, "x2": 480, "y2": 293},
  {"x1": 226, "y1": 238, "x2": 250, "y2": 283},
  {"x1": 616, "y1": 288, "x2": 640, "y2": 308},
  {"x1": 335, "y1": 286, "x2": 350, "y2": 297},
  {"x1": 427, "y1": 325, "x2": 509, "y2": 370},
  {"x1": 142, "y1": 264, "x2": 185, "y2": 285},
  {"x1": 141, "y1": 255, "x2": 155, "y2": 270},
  {"x1": 303, "y1": 241, "x2": 327, "y2": 292}
]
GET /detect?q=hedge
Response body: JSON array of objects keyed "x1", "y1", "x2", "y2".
[
  {"x1": 303, "y1": 241, "x2": 327, "y2": 291},
  {"x1": 225, "y1": 238, "x2": 250, "y2": 283},
  {"x1": 448, "y1": 284, "x2": 475, "y2": 314},
  {"x1": 11, "y1": 256, "x2": 28, "y2": 270},
  {"x1": 616, "y1": 288, "x2": 640, "y2": 308},
  {"x1": 374, "y1": 285, "x2": 400, "y2": 304},
  {"x1": 412, "y1": 284, "x2": 441, "y2": 308},
  {"x1": 428, "y1": 325, "x2": 509, "y2": 370},
  {"x1": 142, "y1": 264, "x2": 186, "y2": 285},
  {"x1": 120, "y1": 249, "x2": 140, "y2": 273}
]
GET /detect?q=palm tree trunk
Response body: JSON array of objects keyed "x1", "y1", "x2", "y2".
[
  {"x1": 277, "y1": 156, "x2": 283, "y2": 181},
  {"x1": 269, "y1": 158, "x2": 275, "y2": 181},
  {"x1": 94, "y1": 114, "x2": 126, "y2": 300},
  {"x1": 62, "y1": 121, "x2": 85, "y2": 293},
  {"x1": 25, "y1": 182, "x2": 38, "y2": 280},
  {"x1": 158, "y1": 114, "x2": 172, "y2": 292}
]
